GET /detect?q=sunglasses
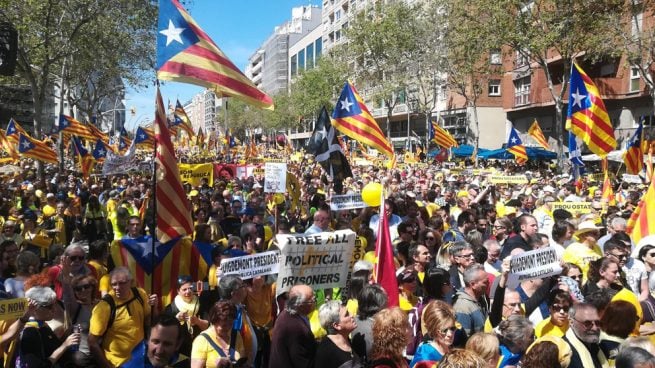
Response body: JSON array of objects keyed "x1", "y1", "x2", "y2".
[
  {"x1": 551, "y1": 304, "x2": 570, "y2": 313},
  {"x1": 69, "y1": 256, "x2": 84, "y2": 262},
  {"x1": 440, "y1": 326, "x2": 457, "y2": 334},
  {"x1": 74, "y1": 284, "x2": 92, "y2": 292},
  {"x1": 574, "y1": 318, "x2": 600, "y2": 329}
]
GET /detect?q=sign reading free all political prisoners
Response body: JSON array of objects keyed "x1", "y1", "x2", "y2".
[
  {"x1": 507, "y1": 247, "x2": 562, "y2": 290},
  {"x1": 276, "y1": 230, "x2": 356, "y2": 295}
]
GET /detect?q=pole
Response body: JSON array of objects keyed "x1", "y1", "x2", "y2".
[{"x1": 58, "y1": 57, "x2": 67, "y2": 174}]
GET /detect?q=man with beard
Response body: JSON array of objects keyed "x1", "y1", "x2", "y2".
[{"x1": 564, "y1": 303, "x2": 608, "y2": 368}]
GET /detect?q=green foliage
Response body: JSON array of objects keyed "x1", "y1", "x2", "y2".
[{"x1": 289, "y1": 55, "x2": 348, "y2": 120}]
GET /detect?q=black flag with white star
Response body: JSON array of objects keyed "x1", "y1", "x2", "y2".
[{"x1": 307, "y1": 107, "x2": 353, "y2": 192}]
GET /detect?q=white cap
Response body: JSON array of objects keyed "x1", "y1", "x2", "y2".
[
  {"x1": 543, "y1": 185, "x2": 556, "y2": 193},
  {"x1": 46, "y1": 193, "x2": 55, "y2": 199}
]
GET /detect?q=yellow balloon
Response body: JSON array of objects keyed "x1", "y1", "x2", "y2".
[{"x1": 362, "y1": 182, "x2": 383, "y2": 207}]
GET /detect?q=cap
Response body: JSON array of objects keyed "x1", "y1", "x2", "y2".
[
  {"x1": 353, "y1": 260, "x2": 373, "y2": 274},
  {"x1": 46, "y1": 192, "x2": 55, "y2": 199},
  {"x1": 543, "y1": 185, "x2": 556, "y2": 193}
]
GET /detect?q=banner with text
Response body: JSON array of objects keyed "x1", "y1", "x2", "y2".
[
  {"x1": 489, "y1": 175, "x2": 529, "y2": 184},
  {"x1": 276, "y1": 230, "x2": 356, "y2": 294},
  {"x1": 178, "y1": 163, "x2": 214, "y2": 187},
  {"x1": 507, "y1": 247, "x2": 562, "y2": 290},
  {"x1": 219, "y1": 251, "x2": 280, "y2": 280},
  {"x1": 329, "y1": 193, "x2": 368, "y2": 211},
  {"x1": 102, "y1": 143, "x2": 138, "y2": 175},
  {"x1": 551, "y1": 202, "x2": 592, "y2": 215},
  {"x1": 264, "y1": 162, "x2": 287, "y2": 193},
  {"x1": 0, "y1": 298, "x2": 27, "y2": 321}
]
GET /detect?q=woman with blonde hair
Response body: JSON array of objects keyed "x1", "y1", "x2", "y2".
[
  {"x1": 369, "y1": 307, "x2": 410, "y2": 368},
  {"x1": 465, "y1": 332, "x2": 500, "y2": 368},
  {"x1": 410, "y1": 300, "x2": 457, "y2": 367},
  {"x1": 439, "y1": 349, "x2": 488, "y2": 368}
]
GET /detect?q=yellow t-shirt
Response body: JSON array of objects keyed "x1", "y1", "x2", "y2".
[
  {"x1": 399, "y1": 293, "x2": 419, "y2": 312},
  {"x1": 535, "y1": 317, "x2": 568, "y2": 338},
  {"x1": 562, "y1": 242, "x2": 602, "y2": 282},
  {"x1": 89, "y1": 288, "x2": 151, "y2": 367},
  {"x1": 245, "y1": 283, "x2": 276, "y2": 328},
  {"x1": 192, "y1": 327, "x2": 245, "y2": 368}
]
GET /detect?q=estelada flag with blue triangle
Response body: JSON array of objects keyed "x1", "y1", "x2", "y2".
[
  {"x1": 71, "y1": 136, "x2": 95, "y2": 178},
  {"x1": 506, "y1": 125, "x2": 528, "y2": 164}
]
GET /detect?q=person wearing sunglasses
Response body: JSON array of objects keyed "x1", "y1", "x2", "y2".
[
  {"x1": 410, "y1": 300, "x2": 459, "y2": 367},
  {"x1": 62, "y1": 274, "x2": 99, "y2": 366},
  {"x1": 163, "y1": 275, "x2": 207, "y2": 357},
  {"x1": 563, "y1": 302, "x2": 607, "y2": 368},
  {"x1": 47, "y1": 243, "x2": 97, "y2": 300},
  {"x1": 535, "y1": 289, "x2": 573, "y2": 338}
]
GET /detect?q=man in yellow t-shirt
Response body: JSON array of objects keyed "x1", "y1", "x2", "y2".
[{"x1": 88, "y1": 267, "x2": 153, "y2": 367}]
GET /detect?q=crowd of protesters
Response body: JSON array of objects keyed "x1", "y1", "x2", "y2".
[{"x1": 0, "y1": 153, "x2": 654, "y2": 368}]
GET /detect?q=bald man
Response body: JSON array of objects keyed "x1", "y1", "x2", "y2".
[
  {"x1": 269, "y1": 284, "x2": 317, "y2": 368},
  {"x1": 304, "y1": 209, "x2": 330, "y2": 235}
]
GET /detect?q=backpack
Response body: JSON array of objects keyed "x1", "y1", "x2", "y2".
[{"x1": 101, "y1": 287, "x2": 144, "y2": 336}]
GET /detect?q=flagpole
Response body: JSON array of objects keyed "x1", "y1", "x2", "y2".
[
  {"x1": 224, "y1": 98, "x2": 229, "y2": 163},
  {"x1": 150, "y1": 84, "x2": 159, "y2": 317}
]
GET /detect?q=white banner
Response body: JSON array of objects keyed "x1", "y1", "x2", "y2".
[
  {"x1": 507, "y1": 247, "x2": 562, "y2": 290},
  {"x1": 102, "y1": 142, "x2": 139, "y2": 176},
  {"x1": 219, "y1": 251, "x2": 281, "y2": 280},
  {"x1": 622, "y1": 174, "x2": 643, "y2": 184},
  {"x1": 276, "y1": 230, "x2": 356, "y2": 295},
  {"x1": 329, "y1": 193, "x2": 368, "y2": 211},
  {"x1": 264, "y1": 162, "x2": 287, "y2": 193}
]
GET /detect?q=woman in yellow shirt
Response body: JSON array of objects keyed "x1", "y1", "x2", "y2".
[
  {"x1": 191, "y1": 301, "x2": 246, "y2": 368},
  {"x1": 535, "y1": 289, "x2": 572, "y2": 338}
]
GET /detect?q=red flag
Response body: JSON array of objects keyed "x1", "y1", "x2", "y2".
[
  {"x1": 154, "y1": 86, "x2": 193, "y2": 243},
  {"x1": 375, "y1": 195, "x2": 399, "y2": 307}
]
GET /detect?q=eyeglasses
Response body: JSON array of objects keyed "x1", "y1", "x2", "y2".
[
  {"x1": 573, "y1": 318, "x2": 600, "y2": 329},
  {"x1": 68, "y1": 256, "x2": 84, "y2": 262},
  {"x1": 455, "y1": 253, "x2": 475, "y2": 259},
  {"x1": 301, "y1": 297, "x2": 317, "y2": 305},
  {"x1": 73, "y1": 284, "x2": 92, "y2": 292},
  {"x1": 609, "y1": 253, "x2": 628, "y2": 260},
  {"x1": 550, "y1": 304, "x2": 570, "y2": 313},
  {"x1": 504, "y1": 302, "x2": 521, "y2": 309},
  {"x1": 493, "y1": 226, "x2": 505, "y2": 230},
  {"x1": 111, "y1": 280, "x2": 129, "y2": 287},
  {"x1": 440, "y1": 326, "x2": 457, "y2": 334}
]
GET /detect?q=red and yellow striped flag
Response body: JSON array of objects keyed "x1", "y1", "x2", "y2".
[
  {"x1": 626, "y1": 178, "x2": 655, "y2": 245},
  {"x1": 0, "y1": 129, "x2": 18, "y2": 161},
  {"x1": 600, "y1": 159, "x2": 615, "y2": 207},
  {"x1": 528, "y1": 120, "x2": 550, "y2": 150},
  {"x1": 57, "y1": 115, "x2": 96, "y2": 140},
  {"x1": 431, "y1": 120, "x2": 459, "y2": 149},
  {"x1": 154, "y1": 86, "x2": 194, "y2": 243},
  {"x1": 17, "y1": 133, "x2": 58, "y2": 164}
]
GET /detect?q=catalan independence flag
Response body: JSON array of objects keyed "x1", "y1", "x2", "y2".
[
  {"x1": 18, "y1": 133, "x2": 58, "y2": 164},
  {"x1": 135, "y1": 126, "x2": 155, "y2": 148},
  {"x1": 626, "y1": 178, "x2": 655, "y2": 246},
  {"x1": 156, "y1": 0, "x2": 273, "y2": 110},
  {"x1": 624, "y1": 122, "x2": 644, "y2": 175},
  {"x1": 71, "y1": 136, "x2": 95, "y2": 178},
  {"x1": 430, "y1": 118, "x2": 458, "y2": 149},
  {"x1": 566, "y1": 62, "x2": 616, "y2": 157},
  {"x1": 506, "y1": 126, "x2": 528, "y2": 164},
  {"x1": 57, "y1": 115, "x2": 96, "y2": 140},
  {"x1": 173, "y1": 100, "x2": 195, "y2": 137},
  {"x1": 528, "y1": 120, "x2": 550, "y2": 150},
  {"x1": 119, "y1": 128, "x2": 132, "y2": 153},
  {"x1": 6, "y1": 118, "x2": 27, "y2": 148},
  {"x1": 87, "y1": 123, "x2": 114, "y2": 153},
  {"x1": 331, "y1": 81, "x2": 393, "y2": 159},
  {"x1": 92, "y1": 139, "x2": 109, "y2": 161},
  {"x1": 154, "y1": 86, "x2": 193, "y2": 243}
]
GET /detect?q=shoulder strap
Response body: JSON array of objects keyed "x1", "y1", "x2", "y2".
[
  {"x1": 200, "y1": 332, "x2": 235, "y2": 360},
  {"x1": 101, "y1": 294, "x2": 116, "y2": 336},
  {"x1": 72, "y1": 303, "x2": 82, "y2": 325},
  {"x1": 131, "y1": 287, "x2": 144, "y2": 305}
]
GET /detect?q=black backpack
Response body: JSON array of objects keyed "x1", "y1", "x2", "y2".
[{"x1": 100, "y1": 287, "x2": 144, "y2": 336}]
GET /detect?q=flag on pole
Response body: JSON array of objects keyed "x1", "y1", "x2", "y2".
[
  {"x1": 135, "y1": 126, "x2": 155, "y2": 148},
  {"x1": 566, "y1": 62, "x2": 616, "y2": 156},
  {"x1": 173, "y1": 100, "x2": 195, "y2": 137},
  {"x1": 331, "y1": 81, "x2": 394, "y2": 159},
  {"x1": 0, "y1": 128, "x2": 18, "y2": 161},
  {"x1": 154, "y1": 86, "x2": 194, "y2": 243},
  {"x1": 375, "y1": 191, "x2": 399, "y2": 308},
  {"x1": 626, "y1": 178, "x2": 655, "y2": 246},
  {"x1": 17, "y1": 133, "x2": 58, "y2": 164},
  {"x1": 647, "y1": 144, "x2": 654, "y2": 184},
  {"x1": 430, "y1": 119, "x2": 458, "y2": 149},
  {"x1": 6, "y1": 118, "x2": 27, "y2": 159},
  {"x1": 624, "y1": 122, "x2": 644, "y2": 175},
  {"x1": 601, "y1": 159, "x2": 615, "y2": 207},
  {"x1": 308, "y1": 107, "x2": 353, "y2": 183},
  {"x1": 57, "y1": 115, "x2": 95, "y2": 140},
  {"x1": 568, "y1": 132, "x2": 585, "y2": 167},
  {"x1": 156, "y1": 0, "x2": 273, "y2": 110},
  {"x1": 506, "y1": 126, "x2": 528, "y2": 164},
  {"x1": 92, "y1": 139, "x2": 109, "y2": 161},
  {"x1": 87, "y1": 123, "x2": 114, "y2": 153},
  {"x1": 71, "y1": 136, "x2": 95, "y2": 178},
  {"x1": 196, "y1": 127, "x2": 205, "y2": 148},
  {"x1": 528, "y1": 120, "x2": 550, "y2": 150}
]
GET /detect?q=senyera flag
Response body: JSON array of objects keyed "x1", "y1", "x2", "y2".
[{"x1": 156, "y1": 0, "x2": 273, "y2": 110}]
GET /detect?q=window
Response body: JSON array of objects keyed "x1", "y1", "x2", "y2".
[
  {"x1": 335, "y1": 29, "x2": 341, "y2": 41},
  {"x1": 306, "y1": 44, "x2": 314, "y2": 69},
  {"x1": 631, "y1": 67, "x2": 640, "y2": 92},
  {"x1": 488, "y1": 79, "x2": 501, "y2": 96},
  {"x1": 298, "y1": 49, "x2": 305, "y2": 71},
  {"x1": 490, "y1": 49, "x2": 501, "y2": 65},
  {"x1": 335, "y1": 9, "x2": 341, "y2": 21},
  {"x1": 632, "y1": 11, "x2": 643, "y2": 39},
  {"x1": 514, "y1": 76, "x2": 531, "y2": 106},
  {"x1": 290, "y1": 54, "x2": 297, "y2": 76},
  {"x1": 516, "y1": 50, "x2": 529, "y2": 67},
  {"x1": 315, "y1": 38, "x2": 322, "y2": 59}
]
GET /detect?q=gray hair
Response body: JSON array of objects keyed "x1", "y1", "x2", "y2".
[
  {"x1": 615, "y1": 347, "x2": 655, "y2": 368},
  {"x1": 109, "y1": 266, "x2": 133, "y2": 281},
  {"x1": 318, "y1": 300, "x2": 341, "y2": 334},
  {"x1": 568, "y1": 302, "x2": 597, "y2": 320},
  {"x1": 610, "y1": 216, "x2": 627, "y2": 229},
  {"x1": 497, "y1": 315, "x2": 533, "y2": 346},
  {"x1": 64, "y1": 243, "x2": 85, "y2": 257},
  {"x1": 25, "y1": 286, "x2": 56, "y2": 306},
  {"x1": 463, "y1": 264, "x2": 485, "y2": 286},
  {"x1": 15, "y1": 251, "x2": 40, "y2": 275},
  {"x1": 482, "y1": 239, "x2": 500, "y2": 251},
  {"x1": 449, "y1": 241, "x2": 472, "y2": 257},
  {"x1": 227, "y1": 235, "x2": 242, "y2": 248},
  {"x1": 218, "y1": 274, "x2": 243, "y2": 300},
  {"x1": 286, "y1": 288, "x2": 309, "y2": 313}
]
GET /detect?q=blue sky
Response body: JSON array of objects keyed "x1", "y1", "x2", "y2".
[{"x1": 124, "y1": 0, "x2": 314, "y2": 130}]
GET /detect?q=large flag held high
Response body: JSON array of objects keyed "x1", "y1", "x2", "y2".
[
  {"x1": 135, "y1": 126, "x2": 155, "y2": 148},
  {"x1": 308, "y1": 107, "x2": 353, "y2": 184},
  {"x1": 566, "y1": 62, "x2": 616, "y2": 156},
  {"x1": 173, "y1": 100, "x2": 195, "y2": 137},
  {"x1": 154, "y1": 86, "x2": 193, "y2": 243},
  {"x1": 57, "y1": 115, "x2": 95, "y2": 140},
  {"x1": 156, "y1": 0, "x2": 273, "y2": 110},
  {"x1": 506, "y1": 125, "x2": 528, "y2": 164},
  {"x1": 624, "y1": 121, "x2": 644, "y2": 175},
  {"x1": 430, "y1": 118, "x2": 458, "y2": 149},
  {"x1": 627, "y1": 178, "x2": 655, "y2": 246},
  {"x1": 18, "y1": 133, "x2": 58, "y2": 164},
  {"x1": 71, "y1": 136, "x2": 95, "y2": 178},
  {"x1": 528, "y1": 120, "x2": 550, "y2": 150},
  {"x1": 331, "y1": 81, "x2": 394, "y2": 159},
  {"x1": 375, "y1": 189, "x2": 399, "y2": 308}
]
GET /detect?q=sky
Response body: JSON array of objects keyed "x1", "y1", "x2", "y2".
[{"x1": 124, "y1": 0, "x2": 315, "y2": 130}]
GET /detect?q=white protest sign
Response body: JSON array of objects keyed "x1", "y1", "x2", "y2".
[
  {"x1": 622, "y1": 174, "x2": 643, "y2": 184},
  {"x1": 219, "y1": 251, "x2": 281, "y2": 280},
  {"x1": 102, "y1": 142, "x2": 138, "y2": 175},
  {"x1": 329, "y1": 193, "x2": 368, "y2": 211},
  {"x1": 276, "y1": 230, "x2": 356, "y2": 295},
  {"x1": 507, "y1": 247, "x2": 562, "y2": 290},
  {"x1": 264, "y1": 162, "x2": 287, "y2": 193}
]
